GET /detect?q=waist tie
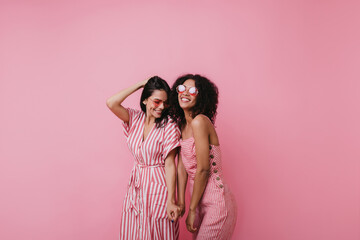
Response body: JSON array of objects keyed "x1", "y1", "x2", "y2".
[{"x1": 128, "y1": 163, "x2": 165, "y2": 215}]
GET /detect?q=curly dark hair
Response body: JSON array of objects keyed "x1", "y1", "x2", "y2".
[
  {"x1": 140, "y1": 76, "x2": 170, "y2": 128},
  {"x1": 169, "y1": 74, "x2": 219, "y2": 129}
]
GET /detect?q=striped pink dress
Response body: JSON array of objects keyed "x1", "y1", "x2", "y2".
[
  {"x1": 120, "y1": 108, "x2": 180, "y2": 240},
  {"x1": 180, "y1": 137, "x2": 237, "y2": 240}
]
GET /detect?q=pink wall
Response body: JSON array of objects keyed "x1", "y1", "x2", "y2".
[{"x1": 1, "y1": 1, "x2": 359, "y2": 239}]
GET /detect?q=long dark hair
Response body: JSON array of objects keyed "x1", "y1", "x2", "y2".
[
  {"x1": 140, "y1": 76, "x2": 171, "y2": 128},
  {"x1": 169, "y1": 74, "x2": 219, "y2": 129}
]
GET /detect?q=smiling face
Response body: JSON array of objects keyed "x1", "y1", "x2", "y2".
[
  {"x1": 143, "y1": 89, "x2": 168, "y2": 119},
  {"x1": 178, "y1": 79, "x2": 197, "y2": 110}
]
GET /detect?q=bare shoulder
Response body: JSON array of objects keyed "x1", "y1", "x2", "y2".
[
  {"x1": 192, "y1": 114, "x2": 212, "y2": 126},
  {"x1": 191, "y1": 114, "x2": 213, "y2": 132}
]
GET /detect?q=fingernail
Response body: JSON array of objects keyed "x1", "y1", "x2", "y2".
[{"x1": 171, "y1": 220, "x2": 174, "y2": 223}]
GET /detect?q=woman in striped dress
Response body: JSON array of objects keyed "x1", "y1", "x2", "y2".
[
  {"x1": 170, "y1": 74, "x2": 237, "y2": 239},
  {"x1": 106, "y1": 76, "x2": 181, "y2": 240}
]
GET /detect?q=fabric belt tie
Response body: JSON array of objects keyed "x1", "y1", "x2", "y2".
[{"x1": 128, "y1": 163, "x2": 165, "y2": 215}]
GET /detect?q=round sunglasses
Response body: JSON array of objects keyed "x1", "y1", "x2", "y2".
[{"x1": 176, "y1": 84, "x2": 199, "y2": 96}]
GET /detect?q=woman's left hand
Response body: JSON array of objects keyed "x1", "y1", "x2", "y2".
[
  {"x1": 186, "y1": 209, "x2": 197, "y2": 233},
  {"x1": 167, "y1": 202, "x2": 180, "y2": 222}
]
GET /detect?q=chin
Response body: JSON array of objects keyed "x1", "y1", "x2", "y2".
[
  {"x1": 153, "y1": 112, "x2": 162, "y2": 118},
  {"x1": 179, "y1": 102, "x2": 188, "y2": 108},
  {"x1": 179, "y1": 103, "x2": 193, "y2": 110}
]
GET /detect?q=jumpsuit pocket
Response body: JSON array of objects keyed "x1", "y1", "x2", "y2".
[
  {"x1": 148, "y1": 182, "x2": 167, "y2": 218},
  {"x1": 148, "y1": 181, "x2": 168, "y2": 219}
]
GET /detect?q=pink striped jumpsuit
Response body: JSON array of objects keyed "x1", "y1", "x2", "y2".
[
  {"x1": 120, "y1": 108, "x2": 180, "y2": 240},
  {"x1": 180, "y1": 137, "x2": 237, "y2": 240}
]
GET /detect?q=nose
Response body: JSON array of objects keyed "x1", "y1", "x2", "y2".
[
  {"x1": 158, "y1": 102, "x2": 165, "y2": 109},
  {"x1": 182, "y1": 89, "x2": 190, "y2": 96}
]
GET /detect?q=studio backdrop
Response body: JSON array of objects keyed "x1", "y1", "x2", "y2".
[{"x1": 0, "y1": 1, "x2": 359, "y2": 240}]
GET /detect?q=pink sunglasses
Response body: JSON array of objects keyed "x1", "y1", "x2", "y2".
[{"x1": 176, "y1": 84, "x2": 199, "y2": 96}]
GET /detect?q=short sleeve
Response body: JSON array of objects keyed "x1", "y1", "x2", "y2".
[
  {"x1": 162, "y1": 120, "x2": 181, "y2": 159},
  {"x1": 122, "y1": 108, "x2": 142, "y2": 138}
]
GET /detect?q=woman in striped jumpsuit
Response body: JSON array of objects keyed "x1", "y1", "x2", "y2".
[
  {"x1": 170, "y1": 74, "x2": 237, "y2": 239},
  {"x1": 107, "y1": 76, "x2": 181, "y2": 240}
]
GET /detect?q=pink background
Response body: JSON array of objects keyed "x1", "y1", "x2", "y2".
[{"x1": 1, "y1": 1, "x2": 359, "y2": 239}]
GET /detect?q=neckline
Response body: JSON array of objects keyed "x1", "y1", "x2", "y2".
[
  {"x1": 180, "y1": 136, "x2": 220, "y2": 147},
  {"x1": 142, "y1": 114, "x2": 156, "y2": 143}
]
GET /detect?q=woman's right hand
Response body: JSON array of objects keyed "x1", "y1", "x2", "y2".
[
  {"x1": 139, "y1": 78, "x2": 149, "y2": 88},
  {"x1": 186, "y1": 209, "x2": 197, "y2": 233},
  {"x1": 106, "y1": 77, "x2": 150, "y2": 121}
]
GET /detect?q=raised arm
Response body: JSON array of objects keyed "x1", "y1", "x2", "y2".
[
  {"x1": 177, "y1": 153, "x2": 188, "y2": 217},
  {"x1": 186, "y1": 115, "x2": 211, "y2": 232},
  {"x1": 106, "y1": 79, "x2": 148, "y2": 122}
]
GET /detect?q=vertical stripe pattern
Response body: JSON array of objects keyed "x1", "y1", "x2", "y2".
[
  {"x1": 180, "y1": 137, "x2": 238, "y2": 240},
  {"x1": 120, "y1": 108, "x2": 180, "y2": 240}
]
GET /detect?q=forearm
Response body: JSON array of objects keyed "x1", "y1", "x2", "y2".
[
  {"x1": 165, "y1": 160, "x2": 176, "y2": 204},
  {"x1": 106, "y1": 80, "x2": 146, "y2": 108},
  {"x1": 188, "y1": 115, "x2": 212, "y2": 212},
  {"x1": 189, "y1": 168, "x2": 209, "y2": 211},
  {"x1": 177, "y1": 163, "x2": 188, "y2": 206}
]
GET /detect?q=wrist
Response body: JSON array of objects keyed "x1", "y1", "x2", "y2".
[
  {"x1": 189, "y1": 207, "x2": 197, "y2": 212},
  {"x1": 140, "y1": 79, "x2": 149, "y2": 88},
  {"x1": 167, "y1": 198, "x2": 176, "y2": 204},
  {"x1": 137, "y1": 81, "x2": 145, "y2": 89}
]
